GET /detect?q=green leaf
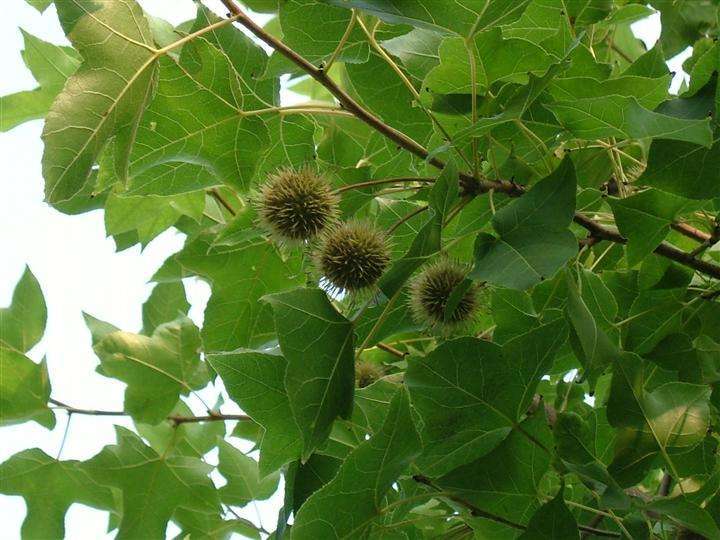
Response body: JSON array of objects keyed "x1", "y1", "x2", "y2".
[
  {"x1": 0, "y1": 30, "x2": 81, "y2": 131},
  {"x1": 609, "y1": 190, "x2": 689, "y2": 266},
  {"x1": 518, "y1": 484, "x2": 579, "y2": 540},
  {"x1": 0, "y1": 448, "x2": 113, "y2": 539},
  {"x1": 625, "y1": 288, "x2": 685, "y2": 355},
  {"x1": 646, "y1": 496, "x2": 720, "y2": 540},
  {"x1": 292, "y1": 388, "x2": 422, "y2": 539},
  {"x1": 378, "y1": 208, "x2": 441, "y2": 298},
  {"x1": 85, "y1": 426, "x2": 220, "y2": 540},
  {"x1": 406, "y1": 320, "x2": 565, "y2": 476},
  {"x1": 425, "y1": 29, "x2": 558, "y2": 96},
  {"x1": 472, "y1": 157, "x2": 577, "y2": 289},
  {"x1": 276, "y1": 0, "x2": 368, "y2": 67},
  {"x1": 141, "y1": 281, "x2": 190, "y2": 335},
  {"x1": 324, "y1": 0, "x2": 532, "y2": 37},
  {"x1": 105, "y1": 192, "x2": 204, "y2": 245},
  {"x1": 547, "y1": 75, "x2": 671, "y2": 110},
  {"x1": 0, "y1": 266, "x2": 46, "y2": 352},
  {"x1": 93, "y1": 317, "x2": 209, "y2": 424},
  {"x1": 608, "y1": 352, "x2": 712, "y2": 475},
  {"x1": 641, "y1": 138, "x2": 720, "y2": 200},
  {"x1": 347, "y1": 51, "x2": 432, "y2": 143},
  {"x1": 210, "y1": 350, "x2": 303, "y2": 476},
  {"x1": 25, "y1": 0, "x2": 53, "y2": 12},
  {"x1": 565, "y1": 271, "x2": 620, "y2": 388},
  {"x1": 545, "y1": 95, "x2": 713, "y2": 146},
  {"x1": 175, "y1": 234, "x2": 303, "y2": 352},
  {"x1": 129, "y1": 18, "x2": 272, "y2": 193},
  {"x1": 436, "y1": 411, "x2": 553, "y2": 525},
  {"x1": 217, "y1": 440, "x2": 280, "y2": 507},
  {"x1": 0, "y1": 347, "x2": 54, "y2": 429},
  {"x1": 43, "y1": 0, "x2": 157, "y2": 202},
  {"x1": 285, "y1": 454, "x2": 342, "y2": 514},
  {"x1": 263, "y1": 288, "x2": 354, "y2": 459}
]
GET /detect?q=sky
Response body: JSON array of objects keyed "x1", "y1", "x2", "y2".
[{"x1": 0, "y1": 2, "x2": 682, "y2": 538}]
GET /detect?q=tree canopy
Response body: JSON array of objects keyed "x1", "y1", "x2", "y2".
[{"x1": 2, "y1": 0, "x2": 720, "y2": 538}]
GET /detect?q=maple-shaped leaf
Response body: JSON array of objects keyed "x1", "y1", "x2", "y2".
[
  {"x1": 43, "y1": 0, "x2": 157, "y2": 202},
  {"x1": 93, "y1": 317, "x2": 210, "y2": 424},
  {"x1": 84, "y1": 426, "x2": 220, "y2": 539},
  {"x1": 0, "y1": 448, "x2": 113, "y2": 539},
  {"x1": 217, "y1": 440, "x2": 280, "y2": 507}
]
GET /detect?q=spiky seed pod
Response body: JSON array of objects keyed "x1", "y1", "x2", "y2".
[
  {"x1": 316, "y1": 220, "x2": 390, "y2": 293},
  {"x1": 409, "y1": 259, "x2": 478, "y2": 329},
  {"x1": 257, "y1": 166, "x2": 338, "y2": 242},
  {"x1": 355, "y1": 361, "x2": 384, "y2": 388}
]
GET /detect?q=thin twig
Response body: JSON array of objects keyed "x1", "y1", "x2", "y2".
[
  {"x1": 209, "y1": 188, "x2": 237, "y2": 216},
  {"x1": 376, "y1": 342, "x2": 406, "y2": 358},
  {"x1": 671, "y1": 222, "x2": 711, "y2": 244},
  {"x1": 49, "y1": 398, "x2": 250, "y2": 424},
  {"x1": 335, "y1": 177, "x2": 435, "y2": 194},
  {"x1": 323, "y1": 10, "x2": 356, "y2": 72}
]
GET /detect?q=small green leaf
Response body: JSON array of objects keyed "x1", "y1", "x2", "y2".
[
  {"x1": 647, "y1": 496, "x2": 720, "y2": 540},
  {"x1": 217, "y1": 440, "x2": 280, "y2": 507},
  {"x1": 546, "y1": 95, "x2": 713, "y2": 146},
  {"x1": 0, "y1": 30, "x2": 80, "y2": 131},
  {"x1": 141, "y1": 281, "x2": 190, "y2": 335},
  {"x1": 518, "y1": 484, "x2": 579, "y2": 540},
  {"x1": 0, "y1": 348, "x2": 53, "y2": 429},
  {"x1": 0, "y1": 266, "x2": 47, "y2": 352},
  {"x1": 609, "y1": 189, "x2": 689, "y2": 265}
]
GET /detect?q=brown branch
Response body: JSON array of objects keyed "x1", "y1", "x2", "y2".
[
  {"x1": 216, "y1": 0, "x2": 720, "y2": 282},
  {"x1": 581, "y1": 514, "x2": 606, "y2": 539},
  {"x1": 209, "y1": 188, "x2": 237, "y2": 216},
  {"x1": 377, "y1": 342, "x2": 407, "y2": 358},
  {"x1": 670, "y1": 222, "x2": 711, "y2": 244},
  {"x1": 412, "y1": 475, "x2": 620, "y2": 538},
  {"x1": 658, "y1": 471, "x2": 672, "y2": 496},
  {"x1": 574, "y1": 214, "x2": 720, "y2": 280},
  {"x1": 49, "y1": 398, "x2": 250, "y2": 424},
  {"x1": 334, "y1": 177, "x2": 435, "y2": 194}
]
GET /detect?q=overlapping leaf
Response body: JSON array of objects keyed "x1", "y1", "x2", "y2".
[
  {"x1": 93, "y1": 317, "x2": 209, "y2": 424},
  {"x1": 43, "y1": 0, "x2": 157, "y2": 202},
  {"x1": 264, "y1": 288, "x2": 354, "y2": 459}
]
